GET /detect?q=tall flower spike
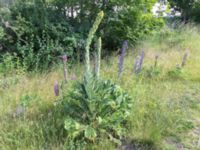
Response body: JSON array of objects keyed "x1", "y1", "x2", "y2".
[
  {"x1": 118, "y1": 41, "x2": 128, "y2": 77},
  {"x1": 134, "y1": 55, "x2": 142, "y2": 74},
  {"x1": 54, "y1": 81, "x2": 59, "y2": 96},
  {"x1": 85, "y1": 11, "x2": 104, "y2": 76},
  {"x1": 181, "y1": 50, "x2": 189, "y2": 67},
  {"x1": 96, "y1": 37, "x2": 102, "y2": 78},
  {"x1": 139, "y1": 50, "x2": 145, "y2": 67}
]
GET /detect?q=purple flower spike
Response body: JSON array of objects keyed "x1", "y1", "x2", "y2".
[
  {"x1": 54, "y1": 81, "x2": 59, "y2": 96},
  {"x1": 71, "y1": 74, "x2": 77, "y2": 80},
  {"x1": 118, "y1": 41, "x2": 128, "y2": 77}
]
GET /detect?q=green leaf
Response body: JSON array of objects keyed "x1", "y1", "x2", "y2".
[{"x1": 84, "y1": 126, "x2": 97, "y2": 140}]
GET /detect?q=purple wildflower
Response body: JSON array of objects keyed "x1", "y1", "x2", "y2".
[
  {"x1": 71, "y1": 74, "x2": 77, "y2": 80},
  {"x1": 118, "y1": 41, "x2": 128, "y2": 77},
  {"x1": 54, "y1": 81, "x2": 59, "y2": 96},
  {"x1": 181, "y1": 50, "x2": 189, "y2": 67}
]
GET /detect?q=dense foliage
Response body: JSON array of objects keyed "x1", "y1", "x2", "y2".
[
  {"x1": 169, "y1": 0, "x2": 200, "y2": 22},
  {"x1": 63, "y1": 78, "x2": 132, "y2": 148},
  {"x1": 0, "y1": 0, "x2": 163, "y2": 71}
]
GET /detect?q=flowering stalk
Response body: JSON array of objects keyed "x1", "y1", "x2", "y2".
[
  {"x1": 85, "y1": 11, "x2": 104, "y2": 76},
  {"x1": 59, "y1": 55, "x2": 68, "y2": 82},
  {"x1": 134, "y1": 50, "x2": 145, "y2": 74},
  {"x1": 95, "y1": 37, "x2": 102, "y2": 78},
  {"x1": 54, "y1": 81, "x2": 59, "y2": 96},
  {"x1": 181, "y1": 50, "x2": 189, "y2": 67},
  {"x1": 118, "y1": 41, "x2": 128, "y2": 77},
  {"x1": 134, "y1": 55, "x2": 142, "y2": 74}
]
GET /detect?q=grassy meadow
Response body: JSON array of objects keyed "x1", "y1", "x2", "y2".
[{"x1": 0, "y1": 24, "x2": 200, "y2": 150}]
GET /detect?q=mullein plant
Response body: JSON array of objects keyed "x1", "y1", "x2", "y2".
[
  {"x1": 85, "y1": 11, "x2": 104, "y2": 78},
  {"x1": 62, "y1": 11, "x2": 132, "y2": 147},
  {"x1": 94, "y1": 37, "x2": 102, "y2": 78},
  {"x1": 118, "y1": 41, "x2": 128, "y2": 77}
]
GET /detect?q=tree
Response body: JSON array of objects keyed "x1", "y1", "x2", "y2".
[{"x1": 168, "y1": 0, "x2": 198, "y2": 22}]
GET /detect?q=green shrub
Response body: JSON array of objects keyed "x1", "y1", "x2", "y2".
[
  {"x1": 62, "y1": 78, "x2": 132, "y2": 148},
  {"x1": 0, "y1": 0, "x2": 164, "y2": 71}
]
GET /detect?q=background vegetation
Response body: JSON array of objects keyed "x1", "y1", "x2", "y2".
[
  {"x1": 0, "y1": 0, "x2": 200, "y2": 150},
  {"x1": 0, "y1": 0, "x2": 163, "y2": 70}
]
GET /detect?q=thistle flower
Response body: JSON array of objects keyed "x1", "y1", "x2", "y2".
[
  {"x1": 71, "y1": 74, "x2": 77, "y2": 80},
  {"x1": 85, "y1": 11, "x2": 104, "y2": 76},
  {"x1": 118, "y1": 41, "x2": 128, "y2": 77},
  {"x1": 54, "y1": 81, "x2": 59, "y2": 96},
  {"x1": 181, "y1": 50, "x2": 189, "y2": 67}
]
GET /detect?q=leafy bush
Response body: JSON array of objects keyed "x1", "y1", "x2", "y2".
[
  {"x1": 0, "y1": 0, "x2": 82, "y2": 70},
  {"x1": 62, "y1": 78, "x2": 132, "y2": 148},
  {"x1": 0, "y1": 0, "x2": 164, "y2": 71}
]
